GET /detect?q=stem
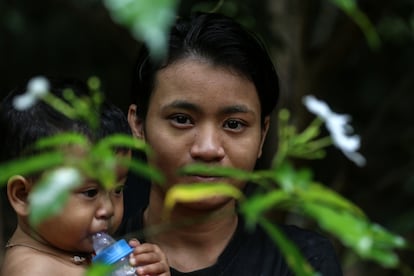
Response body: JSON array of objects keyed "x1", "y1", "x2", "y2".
[{"x1": 41, "y1": 94, "x2": 77, "y2": 119}]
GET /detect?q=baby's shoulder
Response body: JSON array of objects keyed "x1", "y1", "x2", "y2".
[{"x1": 1, "y1": 246, "x2": 85, "y2": 276}]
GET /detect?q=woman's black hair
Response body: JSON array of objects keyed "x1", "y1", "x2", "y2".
[{"x1": 131, "y1": 12, "x2": 279, "y2": 122}]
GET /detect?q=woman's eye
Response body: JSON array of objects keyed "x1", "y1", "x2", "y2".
[
  {"x1": 224, "y1": 119, "x2": 245, "y2": 131},
  {"x1": 81, "y1": 189, "x2": 99, "y2": 198},
  {"x1": 170, "y1": 114, "x2": 192, "y2": 126}
]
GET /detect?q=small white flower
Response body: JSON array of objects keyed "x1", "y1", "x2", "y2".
[
  {"x1": 303, "y1": 95, "x2": 366, "y2": 167},
  {"x1": 13, "y1": 76, "x2": 50, "y2": 110},
  {"x1": 303, "y1": 95, "x2": 331, "y2": 118},
  {"x1": 30, "y1": 167, "x2": 82, "y2": 203},
  {"x1": 13, "y1": 94, "x2": 37, "y2": 110},
  {"x1": 27, "y1": 76, "x2": 50, "y2": 97}
]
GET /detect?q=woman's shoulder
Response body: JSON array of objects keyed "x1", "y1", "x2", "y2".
[
  {"x1": 237, "y1": 216, "x2": 331, "y2": 249},
  {"x1": 251, "y1": 223, "x2": 338, "y2": 257},
  {"x1": 245, "y1": 223, "x2": 343, "y2": 275},
  {"x1": 280, "y1": 224, "x2": 331, "y2": 246}
]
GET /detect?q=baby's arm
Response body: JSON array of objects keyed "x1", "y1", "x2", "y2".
[{"x1": 128, "y1": 239, "x2": 170, "y2": 276}]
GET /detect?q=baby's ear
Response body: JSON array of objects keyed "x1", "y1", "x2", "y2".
[{"x1": 7, "y1": 175, "x2": 32, "y2": 216}]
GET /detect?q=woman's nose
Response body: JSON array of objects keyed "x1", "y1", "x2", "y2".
[{"x1": 190, "y1": 124, "x2": 225, "y2": 162}]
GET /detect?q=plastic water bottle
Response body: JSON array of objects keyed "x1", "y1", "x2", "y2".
[{"x1": 92, "y1": 232, "x2": 136, "y2": 276}]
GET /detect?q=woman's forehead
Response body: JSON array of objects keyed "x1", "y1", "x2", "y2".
[{"x1": 153, "y1": 59, "x2": 259, "y2": 102}]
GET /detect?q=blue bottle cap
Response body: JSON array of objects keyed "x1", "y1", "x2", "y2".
[{"x1": 92, "y1": 239, "x2": 134, "y2": 264}]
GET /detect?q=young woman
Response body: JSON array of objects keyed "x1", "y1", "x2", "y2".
[{"x1": 121, "y1": 12, "x2": 343, "y2": 275}]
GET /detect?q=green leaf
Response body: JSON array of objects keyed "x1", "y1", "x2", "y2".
[
  {"x1": 41, "y1": 93, "x2": 78, "y2": 120},
  {"x1": 33, "y1": 133, "x2": 89, "y2": 150},
  {"x1": 239, "y1": 190, "x2": 291, "y2": 227},
  {"x1": 327, "y1": 0, "x2": 381, "y2": 49},
  {"x1": 85, "y1": 263, "x2": 115, "y2": 276},
  {"x1": 29, "y1": 167, "x2": 83, "y2": 226},
  {"x1": 164, "y1": 182, "x2": 243, "y2": 215},
  {"x1": 273, "y1": 162, "x2": 313, "y2": 191},
  {"x1": 0, "y1": 152, "x2": 65, "y2": 184},
  {"x1": 301, "y1": 202, "x2": 405, "y2": 267},
  {"x1": 298, "y1": 182, "x2": 365, "y2": 217},
  {"x1": 95, "y1": 134, "x2": 151, "y2": 155},
  {"x1": 84, "y1": 150, "x2": 118, "y2": 189},
  {"x1": 258, "y1": 217, "x2": 318, "y2": 276},
  {"x1": 290, "y1": 117, "x2": 323, "y2": 145},
  {"x1": 128, "y1": 158, "x2": 165, "y2": 184},
  {"x1": 288, "y1": 136, "x2": 330, "y2": 160}
]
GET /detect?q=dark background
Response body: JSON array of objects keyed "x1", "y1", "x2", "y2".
[{"x1": 1, "y1": 0, "x2": 413, "y2": 275}]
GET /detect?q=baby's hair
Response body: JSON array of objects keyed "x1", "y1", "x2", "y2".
[{"x1": 0, "y1": 77, "x2": 131, "y2": 163}]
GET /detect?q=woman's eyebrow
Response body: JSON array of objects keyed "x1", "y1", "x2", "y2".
[
  {"x1": 162, "y1": 100, "x2": 255, "y2": 116},
  {"x1": 219, "y1": 105, "x2": 252, "y2": 115},
  {"x1": 162, "y1": 100, "x2": 200, "y2": 112}
]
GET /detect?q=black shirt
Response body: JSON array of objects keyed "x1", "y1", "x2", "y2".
[{"x1": 117, "y1": 210, "x2": 343, "y2": 276}]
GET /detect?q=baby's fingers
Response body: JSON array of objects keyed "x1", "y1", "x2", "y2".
[
  {"x1": 128, "y1": 238, "x2": 141, "y2": 248},
  {"x1": 135, "y1": 262, "x2": 170, "y2": 276},
  {"x1": 130, "y1": 251, "x2": 162, "y2": 266},
  {"x1": 129, "y1": 243, "x2": 170, "y2": 276}
]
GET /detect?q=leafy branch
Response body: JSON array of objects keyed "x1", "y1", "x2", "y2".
[
  {"x1": 0, "y1": 78, "x2": 163, "y2": 227},
  {"x1": 166, "y1": 98, "x2": 408, "y2": 275}
]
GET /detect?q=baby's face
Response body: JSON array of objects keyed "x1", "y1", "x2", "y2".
[{"x1": 33, "y1": 151, "x2": 130, "y2": 254}]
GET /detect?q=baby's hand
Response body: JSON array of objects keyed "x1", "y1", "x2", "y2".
[{"x1": 128, "y1": 239, "x2": 170, "y2": 276}]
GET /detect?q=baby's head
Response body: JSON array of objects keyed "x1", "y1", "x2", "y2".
[
  {"x1": 0, "y1": 77, "x2": 131, "y2": 162},
  {"x1": 0, "y1": 77, "x2": 131, "y2": 254}
]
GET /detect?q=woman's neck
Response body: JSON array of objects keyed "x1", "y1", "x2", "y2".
[{"x1": 143, "y1": 188, "x2": 239, "y2": 272}]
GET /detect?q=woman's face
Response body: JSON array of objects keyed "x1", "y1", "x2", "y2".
[{"x1": 129, "y1": 58, "x2": 269, "y2": 210}]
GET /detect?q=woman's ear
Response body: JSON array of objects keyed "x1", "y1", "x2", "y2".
[
  {"x1": 7, "y1": 175, "x2": 31, "y2": 216},
  {"x1": 128, "y1": 104, "x2": 145, "y2": 139},
  {"x1": 257, "y1": 116, "x2": 270, "y2": 159}
]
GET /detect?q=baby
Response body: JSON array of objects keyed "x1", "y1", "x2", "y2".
[{"x1": 0, "y1": 77, "x2": 170, "y2": 276}]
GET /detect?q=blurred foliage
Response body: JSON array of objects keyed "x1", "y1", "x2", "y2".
[
  {"x1": 0, "y1": 78, "x2": 407, "y2": 276},
  {"x1": 0, "y1": 80, "x2": 162, "y2": 226},
  {"x1": 103, "y1": 0, "x2": 178, "y2": 59},
  {"x1": 169, "y1": 107, "x2": 408, "y2": 275},
  {"x1": 1, "y1": 0, "x2": 414, "y2": 275},
  {"x1": 327, "y1": 0, "x2": 380, "y2": 49}
]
